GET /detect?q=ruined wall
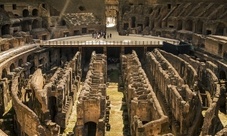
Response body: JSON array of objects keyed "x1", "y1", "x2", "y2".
[
  {"x1": 179, "y1": 53, "x2": 223, "y2": 135},
  {"x1": 159, "y1": 49, "x2": 198, "y2": 90},
  {"x1": 11, "y1": 68, "x2": 60, "y2": 136},
  {"x1": 145, "y1": 49, "x2": 200, "y2": 135},
  {"x1": 121, "y1": 50, "x2": 170, "y2": 136},
  {"x1": 76, "y1": 51, "x2": 107, "y2": 136}
]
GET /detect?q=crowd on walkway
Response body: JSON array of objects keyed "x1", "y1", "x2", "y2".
[{"x1": 92, "y1": 31, "x2": 112, "y2": 39}]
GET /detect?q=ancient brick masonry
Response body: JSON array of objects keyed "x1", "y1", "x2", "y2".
[
  {"x1": 10, "y1": 51, "x2": 82, "y2": 136},
  {"x1": 75, "y1": 51, "x2": 107, "y2": 136},
  {"x1": 180, "y1": 54, "x2": 223, "y2": 136},
  {"x1": 145, "y1": 49, "x2": 200, "y2": 135},
  {"x1": 121, "y1": 50, "x2": 170, "y2": 136}
]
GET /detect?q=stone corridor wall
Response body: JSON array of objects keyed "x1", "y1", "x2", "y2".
[
  {"x1": 145, "y1": 49, "x2": 200, "y2": 135},
  {"x1": 179, "y1": 54, "x2": 223, "y2": 135},
  {"x1": 76, "y1": 51, "x2": 107, "y2": 136},
  {"x1": 121, "y1": 50, "x2": 170, "y2": 136},
  {"x1": 158, "y1": 49, "x2": 198, "y2": 90}
]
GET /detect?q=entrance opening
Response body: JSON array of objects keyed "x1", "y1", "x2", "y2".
[
  {"x1": 84, "y1": 122, "x2": 96, "y2": 136},
  {"x1": 106, "y1": 17, "x2": 116, "y2": 27},
  {"x1": 49, "y1": 96, "x2": 57, "y2": 121},
  {"x1": 219, "y1": 70, "x2": 227, "y2": 114}
]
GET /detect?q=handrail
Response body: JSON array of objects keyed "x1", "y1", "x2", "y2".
[{"x1": 41, "y1": 40, "x2": 166, "y2": 46}]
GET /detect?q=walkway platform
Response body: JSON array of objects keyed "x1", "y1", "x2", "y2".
[{"x1": 40, "y1": 26, "x2": 179, "y2": 48}]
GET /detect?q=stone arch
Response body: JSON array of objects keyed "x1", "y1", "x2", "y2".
[
  {"x1": 145, "y1": 17, "x2": 149, "y2": 27},
  {"x1": 177, "y1": 20, "x2": 182, "y2": 30},
  {"x1": 219, "y1": 70, "x2": 226, "y2": 80},
  {"x1": 148, "y1": 8, "x2": 153, "y2": 14},
  {"x1": 131, "y1": 16, "x2": 136, "y2": 28},
  {"x1": 196, "y1": 20, "x2": 203, "y2": 34},
  {"x1": 2, "y1": 68, "x2": 7, "y2": 78},
  {"x1": 18, "y1": 59, "x2": 23, "y2": 67},
  {"x1": 49, "y1": 96, "x2": 57, "y2": 121},
  {"x1": 27, "y1": 55, "x2": 35, "y2": 74},
  {"x1": 79, "y1": 6, "x2": 86, "y2": 11},
  {"x1": 61, "y1": 20, "x2": 66, "y2": 26},
  {"x1": 185, "y1": 19, "x2": 193, "y2": 31},
  {"x1": 84, "y1": 122, "x2": 96, "y2": 136},
  {"x1": 32, "y1": 9, "x2": 38, "y2": 16},
  {"x1": 22, "y1": 20, "x2": 30, "y2": 32},
  {"x1": 42, "y1": 20, "x2": 48, "y2": 28},
  {"x1": 219, "y1": 70, "x2": 227, "y2": 114},
  {"x1": 216, "y1": 22, "x2": 225, "y2": 35},
  {"x1": 1, "y1": 24, "x2": 10, "y2": 35},
  {"x1": 32, "y1": 19, "x2": 39, "y2": 29},
  {"x1": 22, "y1": 9, "x2": 29, "y2": 17},
  {"x1": 10, "y1": 63, "x2": 15, "y2": 72}
]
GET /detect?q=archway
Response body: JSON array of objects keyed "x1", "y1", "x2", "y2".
[
  {"x1": 27, "y1": 55, "x2": 35, "y2": 74},
  {"x1": 49, "y1": 96, "x2": 57, "y2": 121},
  {"x1": 42, "y1": 20, "x2": 48, "y2": 28},
  {"x1": 2, "y1": 69, "x2": 7, "y2": 79},
  {"x1": 216, "y1": 23, "x2": 225, "y2": 35},
  {"x1": 84, "y1": 122, "x2": 97, "y2": 136},
  {"x1": 145, "y1": 17, "x2": 149, "y2": 27},
  {"x1": 10, "y1": 63, "x2": 15, "y2": 72},
  {"x1": 196, "y1": 20, "x2": 203, "y2": 34},
  {"x1": 177, "y1": 20, "x2": 182, "y2": 30},
  {"x1": 22, "y1": 20, "x2": 30, "y2": 32},
  {"x1": 32, "y1": 19, "x2": 39, "y2": 29},
  {"x1": 1, "y1": 24, "x2": 10, "y2": 35},
  {"x1": 131, "y1": 17, "x2": 136, "y2": 28},
  {"x1": 22, "y1": 9, "x2": 29, "y2": 17},
  {"x1": 219, "y1": 70, "x2": 227, "y2": 114},
  {"x1": 32, "y1": 9, "x2": 38, "y2": 16},
  {"x1": 18, "y1": 59, "x2": 23, "y2": 67},
  {"x1": 185, "y1": 19, "x2": 193, "y2": 31}
]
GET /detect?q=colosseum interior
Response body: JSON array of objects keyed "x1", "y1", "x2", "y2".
[{"x1": 0, "y1": 0, "x2": 227, "y2": 136}]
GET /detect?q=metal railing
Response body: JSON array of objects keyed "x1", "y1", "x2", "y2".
[{"x1": 41, "y1": 40, "x2": 164, "y2": 46}]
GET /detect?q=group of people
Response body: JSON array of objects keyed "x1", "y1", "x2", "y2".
[{"x1": 92, "y1": 31, "x2": 112, "y2": 39}]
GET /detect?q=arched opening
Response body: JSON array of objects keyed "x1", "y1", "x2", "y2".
[
  {"x1": 10, "y1": 63, "x2": 15, "y2": 72},
  {"x1": 185, "y1": 19, "x2": 193, "y2": 31},
  {"x1": 219, "y1": 70, "x2": 226, "y2": 80},
  {"x1": 196, "y1": 20, "x2": 203, "y2": 34},
  {"x1": 18, "y1": 59, "x2": 23, "y2": 67},
  {"x1": 32, "y1": 19, "x2": 39, "y2": 29},
  {"x1": 106, "y1": 17, "x2": 116, "y2": 27},
  {"x1": 216, "y1": 23, "x2": 225, "y2": 35},
  {"x1": 219, "y1": 70, "x2": 227, "y2": 114},
  {"x1": 42, "y1": 20, "x2": 48, "y2": 28},
  {"x1": 148, "y1": 8, "x2": 153, "y2": 14},
  {"x1": 1, "y1": 24, "x2": 10, "y2": 35},
  {"x1": 177, "y1": 20, "x2": 182, "y2": 30},
  {"x1": 131, "y1": 16, "x2": 136, "y2": 28},
  {"x1": 61, "y1": 20, "x2": 66, "y2": 26},
  {"x1": 49, "y1": 96, "x2": 57, "y2": 121},
  {"x1": 27, "y1": 55, "x2": 35, "y2": 74},
  {"x1": 22, "y1": 20, "x2": 30, "y2": 32},
  {"x1": 22, "y1": 9, "x2": 29, "y2": 17},
  {"x1": 2, "y1": 69, "x2": 7, "y2": 78},
  {"x1": 79, "y1": 6, "x2": 86, "y2": 11},
  {"x1": 145, "y1": 17, "x2": 149, "y2": 27},
  {"x1": 32, "y1": 9, "x2": 38, "y2": 16},
  {"x1": 84, "y1": 122, "x2": 96, "y2": 136}
]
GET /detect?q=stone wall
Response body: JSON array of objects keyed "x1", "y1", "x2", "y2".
[
  {"x1": 145, "y1": 49, "x2": 200, "y2": 135},
  {"x1": 75, "y1": 51, "x2": 107, "y2": 136},
  {"x1": 11, "y1": 68, "x2": 60, "y2": 136},
  {"x1": 121, "y1": 50, "x2": 170, "y2": 136},
  {"x1": 179, "y1": 53, "x2": 223, "y2": 135},
  {"x1": 158, "y1": 49, "x2": 198, "y2": 90}
]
